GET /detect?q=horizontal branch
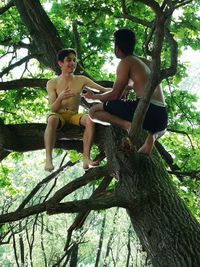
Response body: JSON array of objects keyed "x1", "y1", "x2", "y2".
[
  {"x1": 47, "y1": 190, "x2": 122, "y2": 215},
  {"x1": 0, "y1": 78, "x2": 47, "y2": 91},
  {"x1": 0, "y1": 123, "x2": 84, "y2": 154},
  {"x1": 0, "y1": 123, "x2": 106, "y2": 163},
  {"x1": 0, "y1": 203, "x2": 46, "y2": 224},
  {"x1": 0, "y1": 189, "x2": 122, "y2": 224},
  {"x1": 0, "y1": 78, "x2": 113, "y2": 91}
]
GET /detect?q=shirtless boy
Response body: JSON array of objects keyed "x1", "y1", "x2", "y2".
[
  {"x1": 84, "y1": 29, "x2": 168, "y2": 155},
  {"x1": 44, "y1": 48, "x2": 109, "y2": 171}
]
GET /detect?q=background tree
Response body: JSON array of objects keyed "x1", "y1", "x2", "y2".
[{"x1": 0, "y1": 0, "x2": 199, "y2": 266}]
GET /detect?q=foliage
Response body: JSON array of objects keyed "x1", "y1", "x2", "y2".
[{"x1": 0, "y1": 0, "x2": 199, "y2": 266}]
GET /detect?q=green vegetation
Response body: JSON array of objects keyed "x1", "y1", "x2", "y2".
[{"x1": 0, "y1": 0, "x2": 199, "y2": 266}]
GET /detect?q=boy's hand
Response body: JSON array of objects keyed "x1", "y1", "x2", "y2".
[
  {"x1": 82, "y1": 88, "x2": 95, "y2": 100},
  {"x1": 58, "y1": 88, "x2": 75, "y2": 100}
]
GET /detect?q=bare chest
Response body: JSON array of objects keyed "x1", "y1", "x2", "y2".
[{"x1": 56, "y1": 79, "x2": 84, "y2": 96}]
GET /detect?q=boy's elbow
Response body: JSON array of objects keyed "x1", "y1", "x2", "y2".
[{"x1": 109, "y1": 92, "x2": 121, "y2": 101}]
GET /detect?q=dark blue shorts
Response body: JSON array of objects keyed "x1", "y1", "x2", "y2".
[{"x1": 103, "y1": 99, "x2": 168, "y2": 134}]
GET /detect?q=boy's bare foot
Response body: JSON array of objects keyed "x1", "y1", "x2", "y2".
[
  {"x1": 45, "y1": 159, "x2": 54, "y2": 172},
  {"x1": 83, "y1": 159, "x2": 99, "y2": 171},
  {"x1": 138, "y1": 143, "x2": 153, "y2": 155},
  {"x1": 138, "y1": 134, "x2": 155, "y2": 156}
]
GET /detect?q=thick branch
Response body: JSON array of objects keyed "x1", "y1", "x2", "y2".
[
  {"x1": 0, "y1": 79, "x2": 113, "y2": 91},
  {"x1": 47, "y1": 190, "x2": 122, "y2": 215},
  {"x1": 0, "y1": 123, "x2": 84, "y2": 154},
  {"x1": 0, "y1": 123, "x2": 106, "y2": 162},
  {"x1": 14, "y1": 0, "x2": 63, "y2": 74},
  {"x1": 129, "y1": 3, "x2": 166, "y2": 140},
  {"x1": 0, "y1": 203, "x2": 46, "y2": 224},
  {"x1": 0, "y1": 189, "x2": 121, "y2": 224},
  {"x1": 0, "y1": 78, "x2": 47, "y2": 91},
  {"x1": 161, "y1": 27, "x2": 178, "y2": 79}
]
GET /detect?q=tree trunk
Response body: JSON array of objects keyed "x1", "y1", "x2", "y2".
[
  {"x1": 14, "y1": 0, "x2": 63, "y2": 74},
  {"x1": 106, "y1": 127, "x2": 200, "y2": 267}
]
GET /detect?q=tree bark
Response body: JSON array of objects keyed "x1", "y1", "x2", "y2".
[
  {"x1": 106, "y1": 127, "x2": 200, "y2": 267},
  {"x1": 14, "y1": 0, "x2": 63, "y2": 74},
  {"x1": 0, "y1": 123, "x2": 106, "y2": 162}
]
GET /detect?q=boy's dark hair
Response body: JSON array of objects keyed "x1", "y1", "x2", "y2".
[
  {"x1": 114, "y1": 29, "x2": 136, "y2": 55},
  {"x1": 57, "y1": 48, "x2": 77, "y2": 62}
]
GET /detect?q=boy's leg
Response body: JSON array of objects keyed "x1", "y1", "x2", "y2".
[
  {"x1": 80, "y1": 114, "x2": 99, "y2": 170},
  {"x1": 138, "y1": 133, "x2": 155, "y2": 155},
  {"x1": 138, "y1": 129, "x2": 166, "y2": 155},
  {"x1": 44, "y1": 115, "x2": 59, "y2": 171},
  {"x1": 89, "y1": 103, "x2": 131, "y2": 130}
]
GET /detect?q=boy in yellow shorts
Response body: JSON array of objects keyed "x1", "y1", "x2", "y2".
[{"x1": 44, "y1": 48, "x2": 109, "y2": 172}]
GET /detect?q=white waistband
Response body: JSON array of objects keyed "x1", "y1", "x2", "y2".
[{"x1": 150, "y1": 99, "x2": 166, "y2": 107}]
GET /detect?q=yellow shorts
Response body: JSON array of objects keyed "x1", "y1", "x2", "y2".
[{"x1": 47, "y1": 110, "x2": 84, "y2": 129}]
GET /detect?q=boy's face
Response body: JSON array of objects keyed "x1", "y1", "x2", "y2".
[{"x1": 58, "y1": 52, "x2": 77, "y2": 73}]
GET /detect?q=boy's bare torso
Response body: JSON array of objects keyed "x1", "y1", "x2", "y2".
[
  {"x1": 54, "y1": 75, "x2": 84, "y2": 112},
  {"x1": 48, "y1": 75, "x2": 101, "y2": 112},
  {"x1": 121, "y1": 56, "x2": 165, "y2": 104}
]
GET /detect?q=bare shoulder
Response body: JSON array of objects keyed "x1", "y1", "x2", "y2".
[
  {"x1": 117, "y1": 57, "x2": 131, "y2": 69},
  {"x1": 138, "y1": 56, "x2": 152, "y2": 69},
  {"x1": 74, "y1": 75, "x2": 88, "y2": 81},
  {"x1": 47, "y1": 77, "x2": 58, "y2": 86},
  {"x1": 128, "y1": 55, "x2": 151, "y2": 73},
  {"x1": 46, "y1": 77, "x2": 58, "y2": 91},
  {"x1": 72, "y1": 75, "x2": 93, "y2": 86}
]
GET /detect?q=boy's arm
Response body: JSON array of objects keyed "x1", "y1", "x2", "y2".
[
  {"x1": 83, "y1": 77, "x2": 111, "y2": 93},
  {"x1": 47, "y1": 80, "x2": 58, "y2": 112},
  {"x1": 84, "y1": 60, "x2": 130, "y2": 102}
]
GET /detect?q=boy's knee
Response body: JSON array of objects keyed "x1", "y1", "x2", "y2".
[
  {"x1": 85, "y1": 115, "x2": 94, "y2": 127},
  {"x1": 89, "y1": 104, "x2": 103, "y2": 119},
  {"x1": 47, "y1": 115, "x2": 59, "y2": 128}
]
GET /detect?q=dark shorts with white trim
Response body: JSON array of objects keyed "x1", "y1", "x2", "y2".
[{"x1": 103, "y1": 99, "x2": 168, "y2": 134}]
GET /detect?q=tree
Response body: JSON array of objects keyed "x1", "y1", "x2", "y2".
[{"x1": 0, "y1": 0, "x2": 200, "y2": 266}]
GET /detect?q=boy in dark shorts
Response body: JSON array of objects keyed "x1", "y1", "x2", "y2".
[{"x1": 83, "y1": 29, "x2": 168, "y2": 155}]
